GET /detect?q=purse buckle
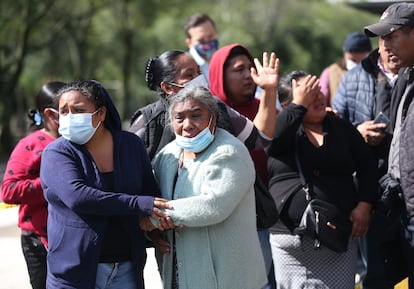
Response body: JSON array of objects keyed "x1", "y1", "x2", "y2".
[{"x1": 303, "y1": 185, "x2": 311, "y2": 201}]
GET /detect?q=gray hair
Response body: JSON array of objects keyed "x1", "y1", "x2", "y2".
[{"x1": 167, "y1": 86, "x2": 219, "y2": 127}]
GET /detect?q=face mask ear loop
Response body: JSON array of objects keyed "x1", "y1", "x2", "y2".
[
  {"x1": 208, "y1": 114, "x2": 216, "y2": 135},
  {"x1": 94, "y1": 109, "x2": 103, "y2": 129}
]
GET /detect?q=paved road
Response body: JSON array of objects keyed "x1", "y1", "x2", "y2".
[{"x1": 0, "y1": 206, "x2": 163, "y2": 289}]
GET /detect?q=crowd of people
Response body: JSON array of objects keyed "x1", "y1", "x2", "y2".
[{"x1": 2, "y1": 2, "x2": 414, "y2": 289}]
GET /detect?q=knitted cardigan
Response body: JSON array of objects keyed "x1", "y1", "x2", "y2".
[{"x1": 152, "y1": 128, "x2": 267, "y2": 289}]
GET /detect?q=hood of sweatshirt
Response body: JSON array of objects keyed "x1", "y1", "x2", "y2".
[{"x1": 209, "y1": 43, "x2": 259, "y2": 120}]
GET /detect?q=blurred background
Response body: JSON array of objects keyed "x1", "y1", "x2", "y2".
[{"x1": 0, "y1": 0, "x2": 400, "y2": 158}]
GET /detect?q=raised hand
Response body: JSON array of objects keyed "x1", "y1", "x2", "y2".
[{"x1": 251, "y1": 52, "x2": 279, "y2": 91}]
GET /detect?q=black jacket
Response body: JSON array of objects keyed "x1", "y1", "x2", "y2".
[{"x1": 267, "y1": 104, "x2": 378, "y2": 233}]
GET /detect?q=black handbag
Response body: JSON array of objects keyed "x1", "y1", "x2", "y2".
[
  {"x1": 254, "y1": 173, "x2": 279, "y2": 231},
  {"x1": 294, "y1": 140, "x2": 352, "y2": 253},
  {"x1": 296, "y1": 198, "x2": 352, "y2": 253}
]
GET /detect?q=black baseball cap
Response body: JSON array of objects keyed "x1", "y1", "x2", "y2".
[{"x1": 364, "y1": 2, "x2": 414, "y2": 37}]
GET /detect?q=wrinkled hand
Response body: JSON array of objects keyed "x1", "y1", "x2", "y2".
[
  {"x1": 152, "y1": 197, "x2": 175, "y2": 230},
  {"x1": 149, "y1": 230, "x2": 171, "y2": 254},
  {"x1": 357, "y1": 121, "x2": 386, "y2": 146},
  {"x1": 349, "y1": 201, "x2": 372, "y2": 239},
  {"x1": 152, "y1": 197, "x2": 172, "y2": 219},
  {"x1": 291, "y1": 75, "x2": 320, "y2": 108},
  {"x1": 251, "y1": 52, "x2": 279, "y2": 91}
]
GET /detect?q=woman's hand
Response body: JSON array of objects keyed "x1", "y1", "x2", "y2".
[
  {"x1": 152, "y1": 197, "x2": 175, "y2": 230},
  {"x1": 251, "y1": 52, "x2": 279, "y2": 91},
  {"x1": 148, "y1": 230, "x2": 171, "y2": 254},
  {"x1": 152, "y1": 197, "x2": 172, "y2": 219},
  {"x1": 349, "y1": 201, "x2": 372, "y2": 239},
  {"x1": 291, "y1": 75, "x2": 320, "y2": 108},
  {"x1": 139, "y1": 216, "x2": 157, "y2": 231},
  {"x1": 251, "y1": 52, "x2": 279, "y2": 138}
]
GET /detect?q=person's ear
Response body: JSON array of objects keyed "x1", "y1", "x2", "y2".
[
  {"x1": 43, "y1": 108, "x2": 58, "y2": 121},
  {"x1": 160, "y1": 81, "x2": 175, "y2": 96},
  {"x1": 97, "y1": 107, "x2": 107, "y2": 122},
  {"x1": 185, "y1": 37, "x2": 192, "y2": 48}
]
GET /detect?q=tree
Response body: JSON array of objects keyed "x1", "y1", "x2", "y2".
[{"x1": 0, "y1": 0, "x2": 378, "y2": 157}]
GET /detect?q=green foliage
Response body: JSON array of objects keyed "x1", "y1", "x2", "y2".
[{"x1": 0, "y1": 0, "x2": 378, "y2": 156}]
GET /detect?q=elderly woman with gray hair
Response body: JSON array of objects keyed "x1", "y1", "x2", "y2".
[{"x1": 150, "y1": 86, "x2": 267, "y2": 289}]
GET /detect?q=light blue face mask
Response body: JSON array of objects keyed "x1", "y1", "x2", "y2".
[
  {"x1": 58, "y1": 110, "x2": 101, "y2": 145},
  {"x1": 175, "y1": 117, "x2": 214, "y2": 153},
  {"x1": 168, "y1": 74, "x2": 209, "y2": 90}
]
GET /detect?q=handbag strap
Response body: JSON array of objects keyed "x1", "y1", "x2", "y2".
[
  {"x1": 294, "y1": 133, "x2": 311, "y2": 201},
  {"x1": 295, "y1": 133, "x2": 321, "y2": 249}
]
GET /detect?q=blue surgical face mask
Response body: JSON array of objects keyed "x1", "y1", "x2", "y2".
[
  {"x1": 175, "y1": 117, "x2": 214, "y2": 153},
  {"x1": 194, "y1": 39, "x2": 219, "y2": 62},
  {"x1": 58, "y1": 110, "x2": 101, "y2": 145}
]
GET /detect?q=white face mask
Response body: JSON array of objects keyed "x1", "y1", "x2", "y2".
[
  {"x1": 346, "y1": 59, "x2": 358, "y2": 71},
  {"x1": 58, "y1": 110, "x2": 101, "y2": 145}
]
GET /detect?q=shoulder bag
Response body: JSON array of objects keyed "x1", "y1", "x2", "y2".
[{"x1": 294, "y1": 138, "x2": 352, "y2": 253}]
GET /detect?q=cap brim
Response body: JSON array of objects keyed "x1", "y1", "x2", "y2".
[{"x1": 364, "y1": 22, "x2": 402, "y2": 37}]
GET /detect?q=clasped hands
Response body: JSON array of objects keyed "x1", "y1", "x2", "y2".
[{"x1": 139, "y1": 197, "x2": 179, "y2": 231}]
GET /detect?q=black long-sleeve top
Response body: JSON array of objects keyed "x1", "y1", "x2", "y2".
[{"x1": 267, "y1": 104, "x2": 378, "y2": 233}]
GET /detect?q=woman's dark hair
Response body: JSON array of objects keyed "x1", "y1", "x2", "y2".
[
  {"x1": 28, "y1": 81, "x2": 65, "y2": 128},
  {"x1": 145, "y1": 50, "x2": 188, "y2": 98},
  {"x1": 57, "y1": 79, "x2": 106, "y2": 109},
  {"x1": 57, "y1": 79, "x2": 122, "y2": 132},
  {"x1": 278, "y1": 70, "x2": 309, "y2": 106}
]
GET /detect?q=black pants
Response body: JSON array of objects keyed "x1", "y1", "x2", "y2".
[
  {"x1": 21, "y1": 234, "x2": 47, "y2": 289},
  {"x1": 362, "y1": 210, "x2": 393, "y2": 289},
  {"x1": 402, "y1": 230, "x2": 414, "y2": 289}
]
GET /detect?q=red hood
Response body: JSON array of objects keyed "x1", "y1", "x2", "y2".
[{"x1": 209, "y1": 43, "x2": 258, "y2": 119}]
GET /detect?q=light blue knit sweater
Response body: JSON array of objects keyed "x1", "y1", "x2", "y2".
[{"x1": 152, "y1": 128, "x2": 267, "y2": 289}]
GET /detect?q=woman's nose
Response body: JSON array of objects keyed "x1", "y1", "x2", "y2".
[{"x1": 182, "y1": 118, "x2": 193, "y2": 131}]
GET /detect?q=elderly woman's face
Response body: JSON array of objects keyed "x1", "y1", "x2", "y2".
[{"x1": 171, "y1": 98, "x2": 213, "y2": 138}]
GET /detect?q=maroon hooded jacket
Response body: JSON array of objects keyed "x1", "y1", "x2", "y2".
[{"x1": 209, "y1": 43, "x2": 268, "y2": 183}]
